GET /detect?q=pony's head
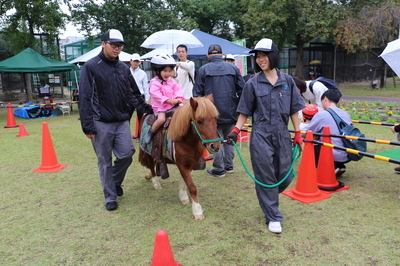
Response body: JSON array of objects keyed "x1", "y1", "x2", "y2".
[{"x1": 168, "y1": 97, "x2": 220, "y2": 153}]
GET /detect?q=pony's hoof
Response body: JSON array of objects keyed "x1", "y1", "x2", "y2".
[
  {"x1": 181, "y1": 199, "x2": 190, "y2": 205},
  {"x1": 194, "y1": 215, "x2": 205, "y2": 221},
  {"x1": 151, "y1": 177, "x2": 162, "y2": 190},
  {"x1": 144, "y1": 173, "x2": 152, "y2": 180}
]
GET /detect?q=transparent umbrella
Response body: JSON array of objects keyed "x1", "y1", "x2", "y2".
[
  {"x1": 141, "y1": 29, "x2": 203, "y2": 54},
  {"x1": 380, "y1": 38, "x2": 400, "y2": 77}
]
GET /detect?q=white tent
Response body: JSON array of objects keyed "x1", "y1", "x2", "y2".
[{"x1": 68, "y1": 46, "x2": 132, "y2": 64}]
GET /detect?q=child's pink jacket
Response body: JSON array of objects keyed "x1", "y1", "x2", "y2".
[{"x1": 149, "y1": 76, "x2": 185, "y2": 114}]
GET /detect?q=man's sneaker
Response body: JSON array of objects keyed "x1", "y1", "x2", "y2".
[
  {"x1": 116, "y1": 186, "x2": 123, "y2": 196},
  {"x1": 225, "y1": 167, "x2": 234, "y2": 174},
  {"x1": 207, "y1": 168, "x2": 225, "y2": 177},
  {"x1": 335, "y1": 168, "x2": 346, "y2": 176},
  {"x1": 106, "y1": 201, "x2": 118, "y2": 211},
  {"x1": 268, "y1": 222, "x2": 282, "y2": 234},
  {"x1": 394, "y1": 167, "x2": 400, "y2": 174}
]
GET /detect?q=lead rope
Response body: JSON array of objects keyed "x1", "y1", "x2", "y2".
[
  {"x1": 232, "y1": 141, "x2": 302, "y2": 188},
  {"x1": 191, "y1": 120, "x2": 301, "y2": 187}
]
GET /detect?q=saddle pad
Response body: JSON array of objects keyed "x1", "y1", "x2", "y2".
[
  {"x1": 139, "y1": 115, "x2": 174, "y2": 161},
  {"x1": 139, "y1": 115, "x2": 153, "y2": 154}
]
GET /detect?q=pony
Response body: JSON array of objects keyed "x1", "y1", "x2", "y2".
[{"x1": 139, "y1": 97, "x2": 221, "y2": 220}]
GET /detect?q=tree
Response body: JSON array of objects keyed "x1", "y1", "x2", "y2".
[
  {"x1": 69, "y1": 0, "x2": 197, "y2": 54},
  {"x1": 242, "y1": 0, "x2": 340, "y2": 79},
  {"x1": 172, "y1": 0, "x2": 245, "y2": 40},
  {"x1": 1, "y1": 0, "x2": 67, "y2": 58},
  {"x1": 334, "y1": 0, "x2": 400, "y2": 87}
]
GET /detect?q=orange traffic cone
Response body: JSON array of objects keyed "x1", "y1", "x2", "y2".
[
  {"x1": 282, "y1": 130, "x2": 330, "y2": 203},
  {"x1": 16, "y1": 123, "x2": 30, "y2": 137},
  {"x1": 149, "y1": 230, "x2": 184, "y2": 266},
  {"x1": 33, "y1": 122, "x2": 67, "y2": 173},
  {"x1": 203, "y1": 148, "x2": 213, "y2": 161},
  {"x1": 132, "y1": 115, "x2": 140, "y2": 139},
  {"x1": 317, "y1": 126, "x2": 349, "y2": 193},
  {"x1": 4, "y1": 103, "x2": 19, "y2": 128}
]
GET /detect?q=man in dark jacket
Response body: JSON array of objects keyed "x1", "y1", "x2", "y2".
[
  {"x1": 193, "y1": 44, "x2": 245, "y2": 177},
  {"x1": 79, "y1": 29, "x2": 152, "y2": 211}
]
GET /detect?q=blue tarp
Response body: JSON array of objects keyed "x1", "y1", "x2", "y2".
[{"x1": 14, "y1": 103, "x2": 59, "y2": 119}]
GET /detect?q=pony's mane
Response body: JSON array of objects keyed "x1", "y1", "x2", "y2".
[{"x1": 168, "y1": 97, "x2": 219, "y2": 141}]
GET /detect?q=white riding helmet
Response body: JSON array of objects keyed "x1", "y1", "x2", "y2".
[{"x1": 150, "y1": 53, "x2": 176, "y2": 70}]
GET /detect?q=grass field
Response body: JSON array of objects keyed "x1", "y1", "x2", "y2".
[
  {"x1": 1, "y1": 90, "x2": 399, "y2": 265},
  {"x1": 339, "y1": 78, "x2": 400, "y2": 97}
]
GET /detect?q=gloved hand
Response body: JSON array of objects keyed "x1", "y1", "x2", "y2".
[
  {"x1": 226, "y1": 127, "x2": 240, "y2": 145},
  {"x1": 145, "y1": 104, "x2": 154, "y2": 114},
  {"x1": 293, "y1": 130, "x2": 303, "y2": 149}
]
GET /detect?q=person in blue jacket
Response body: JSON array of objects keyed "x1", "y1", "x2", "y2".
[
  {"x1": 193, "y1": 44, "x2": 245, "y2": 177},
  {"x1": 226, "y1": 38, "x2": 304, "y2": 233},
  {"x1": 79, "y1": 29, "x2": 153, "y2": 211}
]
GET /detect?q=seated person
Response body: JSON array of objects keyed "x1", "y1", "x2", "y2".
[
  {"x1": 302, "y1": 90, "x2": 351, "y2": 176},
  {"x1": 144, "y1": 53, "x2": 184, "y2": 144}
]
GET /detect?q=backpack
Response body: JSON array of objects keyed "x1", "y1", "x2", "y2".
[
  {"x1": 326, "y1": 108, "x2": 366, "y2": 161},
  {"x1": 310, "y1": 77, "x2": 342, "y2": 97}
]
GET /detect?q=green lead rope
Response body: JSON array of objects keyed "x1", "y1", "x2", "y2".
[
  {"x1": 233, "y1": 141, "x2": 302, "y2": 188},
  {"x1": 191, "y1": 119, "x2": 301, "y2": 187}
]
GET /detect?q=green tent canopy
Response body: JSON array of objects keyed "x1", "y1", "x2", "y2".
[{"x1": 0, "y1": 48, "x2": 76, "y2": 72}]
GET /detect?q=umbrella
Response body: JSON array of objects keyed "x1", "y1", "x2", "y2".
[
  {"x1": 380, "y1": 38, "x2": 400, "y2": 77},
  {"x1": 141, "y1": 29, "x2": 203, "y2": 54},
  {"x1": 310, "y1": 60, "x2": 321, "y2": 64}
]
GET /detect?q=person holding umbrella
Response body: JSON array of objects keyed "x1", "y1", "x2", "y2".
[{"x1": 174, "y1": 44, "x2": 195, "y2": 99}]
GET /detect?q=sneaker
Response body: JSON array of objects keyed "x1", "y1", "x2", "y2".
[
  {"x1": 207, "y1": 168, "x2": 225, "y2": 177},
  {"x1": 335, "y1": 168, "x2": 346, "y2": 176},
  {"x1": 225, "y1": 167, "x2": 234, "y2": 173},
  {"x1": 116, "y1": 185, "x2": 123, "y2": 196},
  {"x1": 268, "y1": 222, "x2": 282, "y2": 234},
  {"x1": 394, "y1": 167, "x2": 400, "y2": 174},
  {"x1": 106, "y1": 201, "x2": 118, "y2": 211}
]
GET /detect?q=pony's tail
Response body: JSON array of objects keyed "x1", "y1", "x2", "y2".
[{"x1": 138, "y1": 148, "x2": 153, "y2": 168}]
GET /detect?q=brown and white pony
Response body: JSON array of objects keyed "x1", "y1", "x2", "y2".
[{"x1": 139, "y1": 97, "x2": 221, "y2": 220}]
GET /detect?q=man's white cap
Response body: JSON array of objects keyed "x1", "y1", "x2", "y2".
[
  {"x1": 225, "y1": 54, "x2": 235, "y2": 61},
  {"x1": 130, "y1": 53, "x2": 142, "y2": 61},
  {"x1": 249, "y1": 38, "x2": 278, "y2": 54}
]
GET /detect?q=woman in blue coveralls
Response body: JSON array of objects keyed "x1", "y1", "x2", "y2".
[{"x1": 227, "y1": 38, "x2": 304, "y2": 234}]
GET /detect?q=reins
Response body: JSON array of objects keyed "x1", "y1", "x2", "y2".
[{"x1": 190, "y1": 121, "x2": 224, "y2": 144}]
